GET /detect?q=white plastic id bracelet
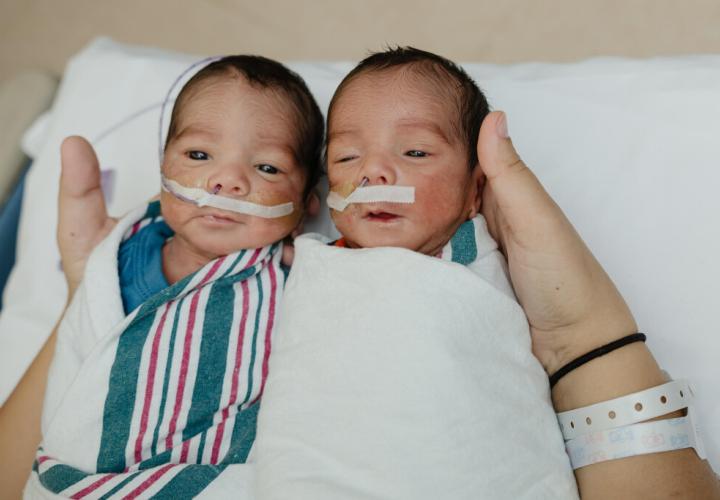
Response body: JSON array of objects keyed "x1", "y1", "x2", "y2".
[
  {"x1": 565, "y1": 407, "x2": 707, "y2": 470},
  {"x1": 557, "y1": 379, "x2": 694, "y2": 440}
]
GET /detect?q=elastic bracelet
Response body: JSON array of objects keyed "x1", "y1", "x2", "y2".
[{"x1": 549, "y1": 333, "x2": 646, "y2": 388}]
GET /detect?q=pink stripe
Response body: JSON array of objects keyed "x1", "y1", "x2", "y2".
[
  {"x1": 122, "y1": 464, "x2": 175, "y2": 500},
  {"x1": 71, "y1": 473, "x2": 118, "y2": 499},
  {"x1": 210, "y1": 419, "x2": 227, "y2": 464},
  {"x1": 165, "y1": 257, "x2": 225, "y2": 452},
  {"x1": 257, "y1": 261, "x2": 278, "y2": 399},
  {"x1": 180, "y1": 440, "x2": 191, "y2": 463},
  {"x1": 130, "y1": 221, "x2": 141, "y2": 237},
  {"x1": 36, "y1": 455, "x2": 51, "y2": 465},
  {"x1": 133, "y1": 303, "x2": 172, "y2": 464},
  {"x1": 210, "y1": 279, "x2": 251, "y2": 464}
]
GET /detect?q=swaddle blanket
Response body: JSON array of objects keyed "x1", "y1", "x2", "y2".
[
  {"x1": 26, "y1": 201, "x2": 284, "y2": 499},
  {"x1": 254, "y1": 215, "x2": 579, "y2": 500}
]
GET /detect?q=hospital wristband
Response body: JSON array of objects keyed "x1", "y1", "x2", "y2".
[
  {"x1": 564, "y1": 408, "x2": 707, "y2": 470},
  {"x1": 557, "y1": 379, "x2": 693, "y2": 440}
]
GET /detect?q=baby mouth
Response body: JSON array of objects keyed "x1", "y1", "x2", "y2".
[
  {"x1": 199, "y1": 211, "x2": 240, "y2": 224},
  {"x1": 365, "y1": 211, "x2": 400, "y2": 222}
]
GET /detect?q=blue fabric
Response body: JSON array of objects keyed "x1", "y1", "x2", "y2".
[
  {"x1": 0, "y1": 162, "x2": 30, "y2": 311},
  {"x1": 118, "y1": 219, "x2": 173, "y2": 314}
]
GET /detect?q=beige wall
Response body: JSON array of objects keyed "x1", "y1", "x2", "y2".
[{"x1": 2, "y1": 0, "x2": 720, "y2": 80}]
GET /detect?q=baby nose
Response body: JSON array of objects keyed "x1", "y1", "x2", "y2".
[
  {"x1": 208, "y1": 167, "x2": 250, "y2": 196},
  {"x1": 361, "y1": 154, "x2": 397, "y2": 185}
]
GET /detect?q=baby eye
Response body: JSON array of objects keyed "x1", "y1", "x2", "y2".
[
  {"x1": 257, "y1": 164, "x2": 279, "y2": 175},
  {"x1": 187, "y1": 150, "x2": 209, "y2": 161},
  {"x1": 336, "y1": 155, "x2": 358, "y2": 163},
  {"x1": 405, "y1": 150, "x2": 428, "y2": 158}
]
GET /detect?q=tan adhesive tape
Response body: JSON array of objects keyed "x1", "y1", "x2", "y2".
[
  {"x1": 161, "y1": 175, "x2": 294, "y2": 218},
  {"x1": 327, "y1": 185, "x2": 415, "y2": 212}
]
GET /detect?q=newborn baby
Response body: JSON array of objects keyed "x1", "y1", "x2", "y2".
[
  {"x1": 254, "y1": 47, "x2": 579, "y2": 500},
  {"x1": 28, "y1": 55, "x2": 323, "y2": 498}
]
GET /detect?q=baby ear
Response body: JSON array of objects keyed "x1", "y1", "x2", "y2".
[
  {"x1": 305, "y1": 189, "x2": 321, "y2": 217},
  {"x1": 467, "y1": 164, "x2": 485, "y2": 219}
]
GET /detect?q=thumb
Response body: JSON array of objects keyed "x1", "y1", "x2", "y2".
[
  {"x1": 478, "y1": 111, "x2": 524, "y2": 181},
  {"x1": 57, "y1": 136, "x2": 114, "y2": 290},
  {"x1": 478, "y1": 111, "x2": 561, "y2": 235},
  {"x1": 59, "y1": 135, "x2": 106, "y2": 207}
]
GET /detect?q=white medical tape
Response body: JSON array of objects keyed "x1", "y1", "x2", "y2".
[
  {"x1": 161, "y1": 176, "x2": 294, "y2": 218},
  {"x1": 564, "y1": 407, "x2": 707, "y2": 470},
  {"x1": 326, "y1": 185, "x2": 415, "y2": 212},
  {"x1": 557, "y1": 379, "x2": 694, "y2": 440}
]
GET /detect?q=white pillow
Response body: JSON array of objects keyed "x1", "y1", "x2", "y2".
[{"x1": 1, "y1": 38, "x2": 718, "y2": 472}]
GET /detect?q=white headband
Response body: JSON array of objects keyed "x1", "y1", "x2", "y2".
[
  {"x1": 161, "y1": 176, "x2": 294, "y2": 218},
  {"x1": 326, "y1": 185, "x2": 415, "y2": 212}
]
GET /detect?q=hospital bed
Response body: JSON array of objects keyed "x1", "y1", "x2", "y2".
[{"x1": 0, "y1": 36, "x2": 718, "y2": 487}]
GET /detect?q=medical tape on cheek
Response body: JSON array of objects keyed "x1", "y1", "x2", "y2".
[
  {"x1": 161, "y1": 176, "x2": 294, "y2": 218},
  {"x1": 326, "y1": 185, "x2": 415, "y2": 212}
]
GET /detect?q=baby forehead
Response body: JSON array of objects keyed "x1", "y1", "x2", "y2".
[
  {"x1": 179, "y1": 76, "x2": 290, "y2": 115},
  {"x1": 331, "y1": 69, "x2": 462, "y2": 130}
]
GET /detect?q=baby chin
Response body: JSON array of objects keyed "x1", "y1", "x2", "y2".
[{"x1": 184, "y1": 219, "x2": 287, "y2": 256}]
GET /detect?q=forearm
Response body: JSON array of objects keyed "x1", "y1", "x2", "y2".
[
  {"x1": 0, "y1": 322, "x2": 60, "y2": 499},
  {"x1": 553, "y1": 342, "x2": 720, "y2": 499}
]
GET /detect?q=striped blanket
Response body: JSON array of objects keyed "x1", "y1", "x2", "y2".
[{"x1": 27, "y1": 201, "x2": 284, "y2": 499}]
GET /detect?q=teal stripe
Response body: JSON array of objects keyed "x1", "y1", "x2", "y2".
[
  {"x1": 222, "y1": 402, "x2": 260, "y2": 464},
  {"x1": 220, "y1": 250, "x2": 246, "y2": 279},
  {"x1": 150, "y1": 464, "x2": 225, "y2": 499},
  {"x1": 182, "y1": 281, "x2": 236, "y2": 443},
  {"x1": 98, "y1": 470, "x2": 144, "y2": 500},
  {"x1": 280, "y1": 262, "x2": 290, "y2": 283},
  {"x1": 197, "y1": 429, "x2": 209, "y2": 464},
  {"x1": 241, "y1": 273, "x2": 264, "y2": 405},
  {"x1": 450, "y1": 220, "x2": 477, "y2": 265},
  {"x1": 39, "y1": 464, "x2": 90, "y2": 494},
  {"x1": 144, "y1": 200, "x2": 161, "y2": 219},
  {"x1": 97, "y1": 312, "x2": 157, "y2": 472},
  {"x1": 136, "y1": 271, "x2": 194, "y2": 322},
  {"x1": 151, "y1": 296, "x2": 186, "y2": 456},
  {"x1": 139, "y1": 448, "x2": 171, "y2": 470}
]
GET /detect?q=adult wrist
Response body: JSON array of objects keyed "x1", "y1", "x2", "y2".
[
  {"x1": 551, "y1": 340, "x2": 666, "y2": 413},
  {"x1": 534, "y1": 313, "x2": 638, "y2": 377}
]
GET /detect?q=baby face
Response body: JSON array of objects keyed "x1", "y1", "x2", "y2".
[
  {"x1": 161, "y1": 76, "x2": 307, "y2": 260},
  {"x1": 327, "y1": 71, "x2": 482, "y2": 256}
]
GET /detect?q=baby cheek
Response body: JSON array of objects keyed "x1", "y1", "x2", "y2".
[
  {"x1": 416, "y1": 180, "x2": 469, "y2": 221},
  {"x1": 159, "y1": 192, "x2": 192, "y2": 231},
  {"x1": 246, "y1": 189, "x2": 295, "y2": 206},
  {"x1": 163, "y1": 166, "x2": 207, "y2": 189}
]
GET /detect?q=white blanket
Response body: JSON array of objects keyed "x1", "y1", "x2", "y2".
[{"x1": 254, "y1": 216, "x2": 579, "y2": 499}]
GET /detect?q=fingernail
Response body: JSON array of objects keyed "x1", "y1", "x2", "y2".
[{"x1": 497, "y1": 112, "x2": 510, "y2": 139}]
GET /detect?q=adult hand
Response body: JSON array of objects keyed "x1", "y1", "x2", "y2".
[
  {"x1": 0, "y1": 137, "x2": 113, "y2": 499},
  {"x1": 57, "y1": 136, "x2": 117, "y2": 295},
  {"x1": 477, "y1": 111, "x2": 637, "y2": 375},
  {"x1": 478, "y1": 111, "x2": 720, "y2": 499}
]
